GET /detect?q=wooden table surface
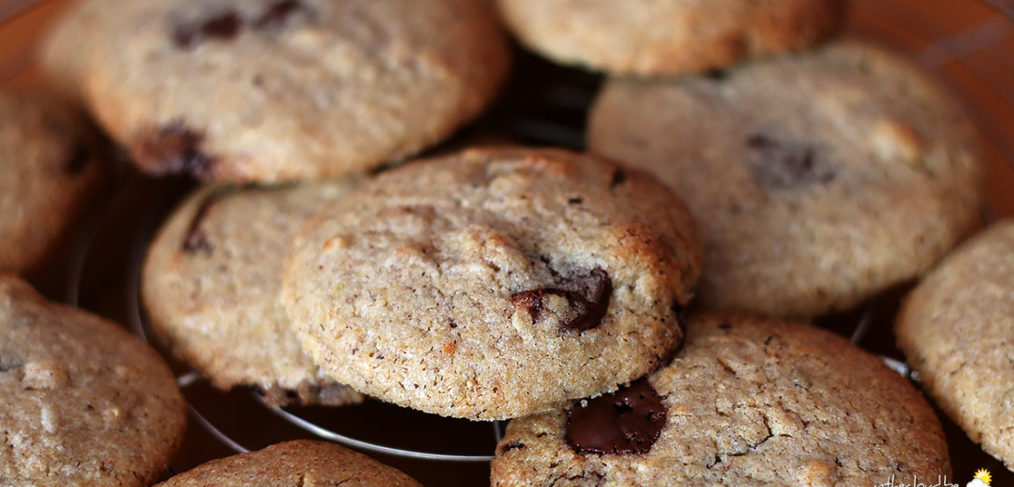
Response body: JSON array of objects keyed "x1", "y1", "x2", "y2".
[{"x1": 2, "y1": 1, "x2": 1013, "y2": 486}]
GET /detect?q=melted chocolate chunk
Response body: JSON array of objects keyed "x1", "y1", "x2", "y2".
[
  {"x1": 254, "y1": 0, "x2": 305, "y2": 29},
  {"x1": 64, "y1": 142, "x2": 90, "y2": 175},
  {"x1": 173, "y1": 11, "x2": 242, "y2": 48},
  {"x1": 510, "y1": 268, "x2": 613, "y2": 332},
  {"x1": 744, "y1": 133, "x2": 836, "y2": 188},
  {"x1": 499, "y1": 441, "x2": 526, "y2": 454},
  {"x1": 609, "y1": 170, "x2": 627, "y2": 189},
  {"x1": 565, "y1": 379, "x2": 667, "y2": 455},
  {"x1": 180, "y1": 188, "x2": 234, "y2": 254},
  {"x1": 139, "y1": 123, "x2": 216, "y2": 178}
]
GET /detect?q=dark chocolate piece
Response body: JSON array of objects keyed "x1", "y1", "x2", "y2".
[
  {"x1": 138, "y1": 123, "x2": 216, "y2": 178},
  {"x1": 173, "y1": 11, "x2": 242, "y2": 48},
  {"x1": 499, "y1": 441, "x2": 526, "y2": 454},
  {"x1": 565, "y1": 379, "x2": 667, "y2": 455},
  {"x1": 254, "y1": 0, "x2": 304, "y2": 29},
  {"x1": 180, "y1": 187, "x2": 234, "y2": 254},
  {"x1": 609, "y1": 170, "x2": 627, "y2": 189},
  {"x1": 510, "y1": 267, "x2": 613, "y2": 332},
  {"x1": 744, "y1": 133, "x2": 836, "y2": 188}
]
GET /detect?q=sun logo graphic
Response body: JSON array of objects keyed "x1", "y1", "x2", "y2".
[{"x1": 966, "y1": 469, "x2": 991, "y2": 487}]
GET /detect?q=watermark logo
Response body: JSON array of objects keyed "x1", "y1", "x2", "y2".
[{"x1": 966, "y1": 469, "x2": 991, "y2": 487}]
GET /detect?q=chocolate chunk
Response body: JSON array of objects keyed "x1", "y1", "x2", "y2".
[
  {"x1": 510, "y1": 267, "x2": 613, "y2": 332},
  {"x1": 609, "y1": 170, "x2": 627, "y2": 189},
  {"x1": 254, "y1": 0, "x2": 305, "y2": 29},
  {"x1": 64, "y1": 142, "x2": 90, "y2": 175},
  {"x1": 181, "y1": 187, "x2": 234, "y2": 254},
  {"x1": 511, "y1": 289, "x2": 550, "y2": 323},
  {"x1": 744, "y1": 133, "x2": 836, "y2": 188},
  {"x1": 705, "y1": 68, "x2": 729, "y2": 81},
  {"x1": 138, "y1": 123, "x2": 216, "y2": 178},
  {"x1": 173, "y1": 11, "x2": 242, "y2": 48},
  {"x1": 568, "y1": 197, "x2": 583, "y2": 205},
  {"x1": 565, "y1": 379, "x2": 667, "y2": 455},
  {"x1": 499, "y1": 441, "x2": 526, "y2": 454}
]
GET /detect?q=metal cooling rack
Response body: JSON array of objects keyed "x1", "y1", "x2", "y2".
[{"x1": 4, "y1": 0, "x2": 1014, "y2": 485}]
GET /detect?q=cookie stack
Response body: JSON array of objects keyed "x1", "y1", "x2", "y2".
[{"x1": 0, "y1": 0, "x2": 1003, "y2": 484}]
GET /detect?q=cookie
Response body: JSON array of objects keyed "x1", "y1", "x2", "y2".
[
  {"x1": 495, "y1": 0, "x2": 844, "y2": 76},
  {"x1": 0, "y1": 91, "x2": 108, "y2": 273},
  {"x1": 897, "y1": 220, "x2": 1014, "y2": 470},
  {"x1": 42, "y1": 0, "x2": 510, "y2": 183},
  {"x1": 589, "y1": 40, "x2": 984, "y2": 319},
  {"x1": 155, "y1": 440, "x2": 421, "y2": 486},
  {"x1": 0, "y1": 274, "x2": 186, "y2": 487},
  {"x1": 492, "y1": 312, "x2": 951, "y2": 486},
  {"x1": 142, "y1": 181, "x2": 363, "y2": 406},
  {"x1": 282, "y1": 148, "x2": 702, "y2": 420}
]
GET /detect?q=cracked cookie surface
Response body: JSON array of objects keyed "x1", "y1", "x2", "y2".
[
  {"x1": 43, "y1": 0, "x2": 510, "y2": 183},
  {"x1": 897, "y1": 220, "x2": 1014, "y2": 470},
  {"x1": 492, "y1": 312, "x2": 950, "y2": 486},
  {"x1": 282, "y1": 148, "x2": 702, "y2": 419},
  {"x1": 495, "y1": 0, "x2": 844, "y2": 76},
  {"x1": 589, "y1": 40, "x2": 984, "y2": 319},
  {"x1": 155, "y1": 440, "x2": 421, "y2": 486},
  {"x1": 0, "y1": 92, "x2": 109, "y2": 273},
  {"x1": 0, "y1": 274, "x2": 185, "y2": 487},
  {"x1": 142, "y1": 181, "x2": 363, "y2": 406}
]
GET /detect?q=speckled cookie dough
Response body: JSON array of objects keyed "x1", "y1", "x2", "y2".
[
  {"x1": 283, "y1": 148, "x2": 702, "y2": 419},
  {"x1": 495, "y1": 0, "x2": 844, "y2": 75},
  {"x1": 0, "y1": 91, "x2": 109, "y2": 273},
  {"x1": 589, "y1": 40, "x2": 984, "y2": 319},
  {"x1": 492, "y1": 312, "x2": 951, "y2": 486},
  {"x1": 897, "y1": 220, "x2": 1014, "y2": 470},
  {"x1": 155, "y1": 440, "x2": 421, "y2": 486},
  {"x1": 0, "y1": 274, "x2": 186, "y2": 487},
  {"x1": 143, "y1": 181, "x2": 363, "y2": 406},
  {"x1": 43, "y1": 0, "x2": 510, "y2": 183}
]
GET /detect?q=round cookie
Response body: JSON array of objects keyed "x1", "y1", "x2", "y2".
[
  {"x1": 897, "y1": 220, "x2": 1014, "y2": 470},
  {"x1": 0, "y1": 91, "x2": 108, "y2": 273},
  {"x1": 42, "y1": 0, "x2": 510, "y2": 183},
  {"x1": 0, "y1": 274, "x2": 186, "y2": 487},
  {"x1": 142, "y1": 181, "x2": 363, "y2": 406},
  {"x1": 492, "y1": 312, "x2": 951, "y2": 486},
  {"x1": 495, "y1": 0, "x2": 844, "y2": 76},
  {"x1": 589, "y1": 40, "x2": 984, "y2": 319},
  {"x1": 283, "y1": 148, "x2": 702, "y2": 420},
  {"x1": 155, "y1": 440, "x2": 421, "y2": 487}
]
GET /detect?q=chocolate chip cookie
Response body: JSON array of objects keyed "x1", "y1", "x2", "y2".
[
  {"x1": 492, "y1": 312, "x2": 951, "y2": 486},
  {"x1": 897, "y1": 220, "x2": 1014, "y2": 470},
  {"x1": 589, "y1": 40, "x2": 984, "y2": 319},
  {"x1": 282, "y1": 148, "x2": 702, "y2": 420},
  {"x1": 0, "y1": 274, "x2": 186, "y2": 487},
  {"x1": 142, "y1": 181, "x2": 362, "y2": 406},
  {"x1": 0, "y1": 91, "x2": 108, "y2": 273},
  {"x1": 495, "y1": 0, "x2": 845, "y2": 76},
  {"x1": 155, "y1": 440, "x2": 421, "y2": 486},
  {"x1": 43, "y1": 0, "x2": 510, "y2": 183}
]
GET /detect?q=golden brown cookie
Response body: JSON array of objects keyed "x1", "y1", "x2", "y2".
[
  {"x1": 492, "y1": 312, "x2": 951, "y2": 486},
  {"x1": 0, "y1": 274, "x2": 186, "y2": 487},
  {"x1": 283, "y1": 148, "x2": 701, "y2": 419},
  {"x1": 495, "y1": 0, "x2": 844, "y2": 75},
  {"x1": 43, "y1": 0, "x2": 510, "y2": 183},
  {"x1": 142, "y1": 182, "x2": 363, "y2": 406},
  {"x1": 155, "y1": 440, "x2": 421, "y2": 486},
  {"x1": 0, "y1": 91, "x2": 108, "y2": 273},
  {"x1": 589, "y1": 40, "x2": 984, "y2": 319},
  {"x1": 897, "y1": 220, "x2": 1014, "y2": 470}
]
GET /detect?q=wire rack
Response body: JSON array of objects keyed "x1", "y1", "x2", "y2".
[{"x1": 3, "y1": 1, "x2": 1014, "y2": 485}]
